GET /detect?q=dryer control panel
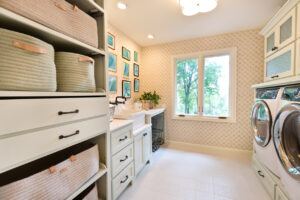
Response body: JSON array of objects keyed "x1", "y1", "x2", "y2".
[
  {"x1": 282, "y1": 86, "x2": 300, "y2": 101},
  {"x1": 256, "y1": 88, "x2": 280, "y2": 99}
]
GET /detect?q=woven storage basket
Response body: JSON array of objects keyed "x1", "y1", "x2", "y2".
[
  {"x1": 0, "y1": 144, "x2": 99, "y2": 200},
  {"x1": 0, "y1": 0, "x2": 98, "y2": 47},
  {"x1": 56, "y1": 52, "x2": 96, "y2": 92},
  {"x1": 0, "y1": 28, "x2": 56, "y2": 91}
]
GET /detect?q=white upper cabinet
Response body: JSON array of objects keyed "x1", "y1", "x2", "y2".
[
  {"x1": 296, "y1": 39, "x2": 300, "y2": 74},
  {"x1": 298, "y1": 3, "x2": 300, "y2": 38},
  {"x1": 265, "y1": 7, "x2": 296, "y2": 58}
]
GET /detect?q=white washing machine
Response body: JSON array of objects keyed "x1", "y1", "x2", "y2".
[
  {"x1": 273, "y1": 85, "x2": 300, "y2": 200},
  {"x1": 251, "y1": 87, "x2": 282, "y2": 177}
]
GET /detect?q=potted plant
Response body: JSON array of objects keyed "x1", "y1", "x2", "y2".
[{"x1": 140, "y1": 91, "x2": 161, "y2": 110}]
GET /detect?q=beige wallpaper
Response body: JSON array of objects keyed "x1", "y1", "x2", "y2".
[
  {"x1": 140, "y1": 29, "x2": 264, "y2": 150},
  {"x1": 107, "y1": 24, "x2": 142, "y2": 103}
]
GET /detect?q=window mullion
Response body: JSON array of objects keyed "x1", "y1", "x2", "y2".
[{"x1": 198, "y1": 55, "x2": 204, "y2": 117}]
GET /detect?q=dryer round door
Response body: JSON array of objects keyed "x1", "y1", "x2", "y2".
[
  {"x1": 251, "y1": 100, "x2": 272, "y2": 147},
  {"x1": 273, "y1": 103, "x2": 300, "y2": 180}
]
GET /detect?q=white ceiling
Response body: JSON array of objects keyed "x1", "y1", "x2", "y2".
[{"x1": 106, "y1": 0, "x2": 287, "y2": 47}]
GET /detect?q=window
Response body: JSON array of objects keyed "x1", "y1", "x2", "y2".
[{"x1": 173, "y1": 48, "x2": 236, "y2": 122}]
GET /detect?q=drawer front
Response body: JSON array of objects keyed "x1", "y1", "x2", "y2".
[
  {"x1": 252, "y1": 156, "x2": 276, "y2": 199},
  {"x1": 111, "y1": 125, "x2": 133, "y2": 155},
  {"x1": 112, "y1": 162, "x2": 134, "y2": 200},
  {"x1": 112, "y1": 144, "x2": 134, "y2": 178},
  {"x1": 0, "y1": 97, "x2": 108, "y2": 137},
  {"x1": 0, "y1": 116, "x2": 108, "y2": 173}
]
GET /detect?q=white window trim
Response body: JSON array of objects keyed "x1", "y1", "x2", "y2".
[{"x1": 171, "y1": 47, "x2": 237, "y2": 123}]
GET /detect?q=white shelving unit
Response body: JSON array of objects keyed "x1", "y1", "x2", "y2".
[{"x1": 0, "y1": 0, "x2": 110, "y2": 199}]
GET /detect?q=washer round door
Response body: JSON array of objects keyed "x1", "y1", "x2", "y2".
[
  {"x1": 251, "y1": 100, "x2": 272, "y2": 147},
  {"x1": 273, "y1": 103, "x2": 300, "y2": 180}
]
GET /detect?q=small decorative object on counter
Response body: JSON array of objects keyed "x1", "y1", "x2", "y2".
[
  {"x1": 55, "y1": 52, "x2": 96, "y2": 92},
  {"x1": 0, "y1": 0, "x2": 98, "y2": 47},
  {"x1": 109, "y1": 104, "x2": 116, "y2": 122},
  {"x1": 0, "y1": 28, "x2": 56, "y2": 91},
  {"x1": 140, "y1": 91, "x2": 161, "y2": 110}
]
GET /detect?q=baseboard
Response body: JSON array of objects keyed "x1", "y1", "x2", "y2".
[{"x1": 164, "y1": 140, "x2": 252, "y2": 154}]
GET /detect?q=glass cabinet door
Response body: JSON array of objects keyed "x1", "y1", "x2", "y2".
[
  {"x1": 278, "y1": 7, "x2": 296, "y2": 49},
  {"x1": 265, "y1": 43, "x2": 295, "y2": 81},
  {"x1": 265, "y1": 31, "x2": 276, "y2": 57}
]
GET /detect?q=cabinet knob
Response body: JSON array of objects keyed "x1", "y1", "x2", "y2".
[
  {"x1": 271, "y1": 75, "x2": 279, "y2": 79},
  {"x1": 143, "y1": 133, "x2": 148, "y2": 137},
  {"x1": 271, "y1": 47, "x2": 278, "y2": 51}
]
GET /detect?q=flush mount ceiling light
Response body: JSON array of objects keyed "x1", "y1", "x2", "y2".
[
  {"x1": 147, "y1": 34, "x2": 155, "y2": 39},
  {"x1": 117, "y1": 1, "x2": 127, "y2": 10},
  {"x1": 179, "y1": 0, "x2": 218, "y2": 16}
]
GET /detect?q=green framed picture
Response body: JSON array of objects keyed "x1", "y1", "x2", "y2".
[
  {"x1": 107, "y1": 32, "x2": 115, "y2": 50},
  {"x1": 133, "y1": 63, "x2": 139, "y2": 77},
  {"x1": 123, "y1": 62, "x2": 130, "y2": 78},
  {"x1": 134, "y1": 78, "x2": 139, "y2": 92},
  {"x1": 134, "y1": 51, "x2": 138, "y2": 62},
  {"x1": 122, "y1": 80, "x2": 131, "y2": 98},
  {"x1": 108, "y1": 75, "x2": 117, "y2": 93},
  {"x1": 108, "y1": 53, "x2": 117, "y2": 72},
  {"x1": 122, "y1": 46, "x2": 131, "y2": 61}
]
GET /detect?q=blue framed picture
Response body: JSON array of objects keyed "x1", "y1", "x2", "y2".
[
  {"x1": 133, "y1": 63, "x2": 139, "y2": 77},
  {"x1": 123, "y1": 62, "x2": 130, "y2": 77},
  {"x1": 134, "y1": 51, "x2": 138, "y2": 62},
  {"x1": 122, "y1": 46, "x2": 131, "y2": 61},
  {"x1": 108, "y1": 53, "x2": 117, "y2": 72},
  {"x1": 134, "y1": 78, "x2": 139, "y2": 92},
  {"x1": 108, "y1": 75, "x2": 117, "y2": 93},
  {"x1": 107, "y1": 32, "x2": 115, "y2": 50},
  {"x1": 122, "y1": 80, "x2": 131, "y2": 98}
]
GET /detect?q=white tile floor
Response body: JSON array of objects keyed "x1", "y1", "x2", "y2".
[{"x1": 119, "y1": 143, "x2": 271, "y2": 200}]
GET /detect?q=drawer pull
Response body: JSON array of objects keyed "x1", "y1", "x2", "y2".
[
  {"x1": 143, "y1": 133, "x2": 148, "y2": 137},
  {"x1": 119, "y1": 136, "x2": 128, "y2": 142},
  {"x1": 271, "y1": 47, "x2": 278, "y2": 51},
  {"x1": 271, "y1": 75, "x2": 279, "y2": 79},
  {"x1": 120, "y1": 175, "x2": 129, "y2": 184},
  {"x1": 58, "y1": 109, "x2": 79, "y2": 115},
  {"x1": 120, "y1": 155, "x2": 128, "y2": 162},
  {"x1": 59, "y1": 130, "x2": 80, "y2": 139},
  {"x1": 257, "y1": 170, "x2": 265, "y2": 178}
]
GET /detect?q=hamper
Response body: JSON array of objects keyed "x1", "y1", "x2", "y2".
[
  {"x1": 0, "y1": 28, "x2": 56, "y2": 91},
  {"x1": 55, "y1": 52, "x2": 96, "y2": 92},
  {"x1": 0, "y1": 143, "x2": 100, "y2": 200},
  {"x1": 0, "y1": 0, "x2": 98, "y2": 47}
]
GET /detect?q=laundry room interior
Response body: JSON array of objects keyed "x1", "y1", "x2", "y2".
[{"x1": 0, "y1": 0, "x2": 299, "y2": 200}]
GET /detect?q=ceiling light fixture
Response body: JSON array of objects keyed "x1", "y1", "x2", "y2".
[
  {"x1": 117, "y1": 1, "x2": 127, "y2": 10},
  {"x1": 179, "y1": 0, "x2": 218, "y2": 16},
  {"x1": 147, "y1": 34, "x2": 154, "y2": 39}
]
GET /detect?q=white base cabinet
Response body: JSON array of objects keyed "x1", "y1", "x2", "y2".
[{"x1": 133, "y1": 124, "x2": 152, "y2": 176}]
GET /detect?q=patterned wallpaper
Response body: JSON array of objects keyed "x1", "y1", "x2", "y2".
[
  {"x1": 107, "y1": 24, "x2": 142, "y2": 103},
  {"x1": 140, "y1": 29, "x2": 264, "y2": 150}
]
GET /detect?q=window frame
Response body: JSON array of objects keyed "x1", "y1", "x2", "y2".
[{"x1": 171, "y1": 47, "x2": 237, "y2": 123}]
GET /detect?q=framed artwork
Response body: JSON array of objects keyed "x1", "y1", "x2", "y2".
[
  {"x1": 123, "y1": 62, "x2": 130, "y2": 78},
  {"x1": 134, "y1": 51, "x2": 138, "y2": 62},
  {"x1": 122, "y1": 80, "x2": 131, "y2": 98},
  {"x1": 122, "y1": 46, "x2": 131, "y2": 61},
  {"x1": 107, "y1": 32, "x2": 115, "y2": 50},
  {"x1": 108, "y1": 53, "x2": 117, "y2": 72},
  {"x1": 108, "y1": 75, "x2": 117, "y2": 93},
  {"x1": 134, "y1": 78, "x2": 140, "y2": 92},
  {"x1": 133, "y1": 63, "x2": 139, "y2": 77}
]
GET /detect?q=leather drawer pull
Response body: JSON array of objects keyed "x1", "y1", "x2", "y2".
[
  {"x1": 58, "y1": 109, "x2": 79, "y2": 115},
  {"x1": 120, "y1": 175, "x2": 128, "y2": 184},
  {"x1": 59, "y1": 130, "x2": 80, "y2": 139},
  {"x1": 120, "y1": 155, "x2": 128, "y2": 162},
  {"x1": 257, "y1": 170, "x2": 265, "y2": 178},
  {"x1": 119, "y1": 136, "x2": 128, "y2": 142},
  {"x1": 78, "y1": 56, "x2": 94, "y2": 64},
  {"x1": 13, "y1": 40, "x2": 47, "y2": 54},
  {"x1": 54, "y1": 2, "x2": 67, "y2": 11}
]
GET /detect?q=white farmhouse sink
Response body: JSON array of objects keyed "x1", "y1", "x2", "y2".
[{"x1": 113, "y1": 109, "x2": 146, "y2": 130}]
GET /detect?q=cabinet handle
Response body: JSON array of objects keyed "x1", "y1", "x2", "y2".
[
  {"x1": 59, "y1": 130, "x2": 80, "y2": 139},
  {"x1": 58, "y1": 109, "x2": 79, "y2": 115},
  {"x1": 120, "y1": 155, "x2": 128, "y2": 162},
  {"x1": 257, "y1": 170, "x2": 265, "y2": 178},
  {"x1": 271, "y1": 75, "x2": 279, "y2": 79},
  {"x1": 119, "y1": 136, "x2": 128, "y2": 142},
  {"x1": 143, "y1": 133, "x2": 148, "y2": 137},
  {"x1": 271, "y1": 47, "x2": 278, "y2": 51},
  {"x1": 120, "y1": 175, "x2": 129, "y2": 184}
]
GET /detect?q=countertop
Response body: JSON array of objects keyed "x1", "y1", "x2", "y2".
[
  {"x1": 109, "y1": 119, "x2": 133, "y2": 132},
  {"x1": 145, "y1": 108, "x2": 166, "y2": 117}
]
